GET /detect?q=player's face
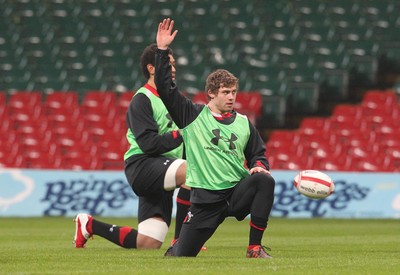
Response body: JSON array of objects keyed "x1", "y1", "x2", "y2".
[
  {"x1": 168, "y1": 54, "x2": 176, "y2": 81},
  {"x1": 212, "y1": 84, "x2": 237, "y2": 114}
]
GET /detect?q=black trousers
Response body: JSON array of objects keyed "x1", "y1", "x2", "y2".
[{"x1": 172, "y1": 173, "x2": 275, "y2": 256}]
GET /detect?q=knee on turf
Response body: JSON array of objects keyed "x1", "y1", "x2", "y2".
[{"x1": 137, "y1": 218, "x2": 169, "y2": 248}]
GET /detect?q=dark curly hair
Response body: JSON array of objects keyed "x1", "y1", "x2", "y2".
[{"x1": 140, "y1": 43, "x2": 173, "y2": 80}]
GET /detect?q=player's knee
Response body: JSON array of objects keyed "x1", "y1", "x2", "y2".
[
  {"x1": 137, "y1": 218, "x2": 169, "y2": 249},
  {"x1": 164, "y1": 159, "x2": 186, "y2": 190},
  {"x1": 136, "y1": 234, "x2": 163, "y2": 249},
  {"x1": 175, "y1": 161, "x2": 186, "y2": 187},
  {"x1": 253, "y1": 173, "x2": 275, "y2": 190}
]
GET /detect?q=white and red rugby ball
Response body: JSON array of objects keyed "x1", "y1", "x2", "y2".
[{"x1": 294, "y1": 170, "x2": 335, "y2": 199}]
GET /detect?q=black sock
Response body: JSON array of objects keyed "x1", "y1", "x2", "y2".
[
  {"x1": 174, "y1": 188, "x2": 191, "y2": 240},
  {"x1": 249, "y1": 216, "x2": 266, "y2": 246},
  {"x1": 92, "y1": 219, "x2": 138, "y2": 248}
]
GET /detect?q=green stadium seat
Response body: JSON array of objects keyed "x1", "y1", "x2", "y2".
[
  {"x1": 0, "y1": 79, "x2": 34, "y2": 92},
  {"x1": 0, "y1": 64, "x2": 31, "y2": 83},
  {"x1": 258, "y1": 95, "x2": 287, "y2": 128},
  {"x1": 32, "y1": 80, "x2": 70, "y2": 93},
  {"x1": 286, "y1": 81, "x2": 320, "y2": 114},
  {"x1": 323, "y1": 0, "x2": 360, "y2": 15}
]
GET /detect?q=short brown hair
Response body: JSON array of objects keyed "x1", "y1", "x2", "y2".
[{"x1": 205, "y1": 69, "x2": 239, "y2": 100}]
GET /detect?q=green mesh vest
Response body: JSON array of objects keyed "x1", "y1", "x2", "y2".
[
  {"x1": 124, "y1": 87, "x2": 183, "y2": 160},
  {"x1": 183, "y1": 107, "x2": 250, "y2": 190}
]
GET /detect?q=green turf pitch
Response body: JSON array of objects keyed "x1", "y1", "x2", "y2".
[{"x1": 0, "y1": 217, "x2": 399, "y2": 274}]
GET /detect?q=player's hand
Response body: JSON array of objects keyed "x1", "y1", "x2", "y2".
[
  {"x1": 156, "y1": 18, "x2": 178, "y2": 50},
  {"x1": 250, "y1": 167, "x2": 271, "y2": 175}
]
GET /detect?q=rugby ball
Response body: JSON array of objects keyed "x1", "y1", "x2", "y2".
[{"x1": 294, "y1": 170, "x2": 334, "y2": 199}]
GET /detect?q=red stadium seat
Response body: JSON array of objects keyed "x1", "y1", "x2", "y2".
[
  {"x1": 327, "y1": 115, "x2": 362, "y2": 131},
  {"x1": 361, "y1": 100, "x2": 395, "y2": 118},
  {"x1": 44, "y1": 91, "x2": 79, "y2": 115},
  {"x1": 8, "y1": 91, "x2": 42, "y2": 114},
  {"x1": 315, "y1": 157, "x2": 352, "y2": 172},
  {"x1": 21, "y1": 145, "x2": 61, "y2": 169},
  {"x1": 350, "y1": 157, "x2": 385, "y2": 172},
  {"x1": 0, "y1": 142, "x2": 20, "y2": 167},
  {"x1": 362, "y1": 90, "x2": 397, "y2": 108},
  {"x1": 382, "y1": 148, "x2": 400, "y2": 172},
  {"x1": 47, "y1": 110, "x2": 82, "y2": 129},
  {"x1": 99, "y1": 148, "x2": 125, "y2": 170},
  {"x1": 0, "y1": 154, "x2": 23, "y2": 168},
  {"x1": 60, "y1": 151, "x2": 101, "y2": 170},
  {"x1": 117, "y1": 91, "x2": 135, "y2": 114},
  {"x1": 82, "y1": 91, "x2": 117, "y2": 113},
  {"x1": 234, "y1": 92, "x2": 262, "y2": 124},
  {"x1": 268, "y1": 130, "x2": 297, "y2": 143},
  {"x1": 0, "y1": 92, "x2": 6, "y2": 105},
  {"x1": 269, "y1": 154, "x2": 309, "y2": 170},
  {"x1": 332, "y1": 104, "x2": 363, "y2": 119},
  {"x1": 45, "y1": 91, "x2": 78, "y2": 107},
  {"x1": 299, "y1": 117, "x2": 329, "y2": 131},
  {"x1": 292, "y1": 128, "x2": 332, "y2": 150}
]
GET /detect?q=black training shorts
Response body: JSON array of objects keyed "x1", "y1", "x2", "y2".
[{"x1": 124, "y1": 154, "x2": 177, "y2": 225}]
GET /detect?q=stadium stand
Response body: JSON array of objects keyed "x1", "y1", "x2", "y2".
[
  {"x1": 0, "y1": 0, "x2": 399, "y2": 171},
  {"x1": 266, "y1": 89, "x2": 400, "y2": 171}
]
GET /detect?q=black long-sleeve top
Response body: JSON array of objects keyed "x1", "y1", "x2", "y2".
[{"x1": 125, "y1": 83, "x2": 183, "y2": 161}]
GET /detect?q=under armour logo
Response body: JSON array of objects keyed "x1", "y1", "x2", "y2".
[
  {"x1": 166, "y1": 113, "x2": 173, "y2": 128},
  {"x1": 163, "y1": 160, "x2": 170, "y2": 165},
  {"x1": 210, "y1": 129, "x2": 238, "y2": 150}
]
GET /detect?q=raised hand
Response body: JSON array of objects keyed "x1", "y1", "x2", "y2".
[{"x1": 156, "y1": 18, "x2": 178, "y2": 50}]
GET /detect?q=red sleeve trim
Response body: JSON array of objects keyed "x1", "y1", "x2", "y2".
[
  {"x1": 255, "y1": 160, "x2": 266, "y2": 170},
  {"x1": 172, "y1": 130, "x2": 180, "y2": 139}
]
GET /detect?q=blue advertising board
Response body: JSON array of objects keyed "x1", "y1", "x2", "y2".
[{"x1": 1, "y1": 168, "x2": 399, "y2": 218}]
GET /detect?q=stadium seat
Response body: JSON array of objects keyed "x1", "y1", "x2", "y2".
[
  {"x1": 99, "y1": 149, "x2": 125, "y2": 170},
  {"x1": 9, "y1": 109, "x2": 47, "y2": 130},
  {"x1": 0, "y1": 154, "x2": 23, "y2": 168},
  {"x1": 258, "y1": 95, "x2": 286, "y2": 128},
  {"x1": 51, "y1": 126, "x2": 89, "y2": 154},
  {"x1": 82, "y1": 90, "x2": 117, "y2": 109},
  {"x1": 117, "y1": 91, "x2": 135, "y2": 113},
  {"x1": 327, "y1": 115, "x2": 362, "y2": 131},
  {"x1": 21, "y1": 145, "x2": 61, "y2": 169},
  {"x1": 0, "y1": 92, "x2": 6, "y2": 105},
  {"x1": 382, "y1": 147, "x2": 400, "y2": 172},
  {"x1": 331, "y1": 103, "x2": 363, "y2": 119},
  {"x1": 362, "y1": 89, "x2": 397, "y2": 108},
  {"x1": 8, "y1": 91, "x2": 42, "y2": 112},
  {"x1": 315, "y1": 157, "x2": 352, "y2": 172},
  {"x1": 286, "y1": 81, "x2": 320, "y2": 114},
  {"x1": 60, "y1": 151, "x2": 101, "y2": 170},
  {"x1": 45, "y1": 91, "x2": 79, "y2": 110},
  {"x1": 299, "y1": 117, "x2": 329, "y2": 131}
]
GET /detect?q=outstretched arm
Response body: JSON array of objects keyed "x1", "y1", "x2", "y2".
[
  {"x1": 156, "y1": 18, "x2": 178, "y2": 50},
  {"x1": 154, "y1": 18, "x2": 203, "y2": 129}
]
